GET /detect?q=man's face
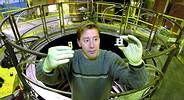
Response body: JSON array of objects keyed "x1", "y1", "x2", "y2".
[{"x1": 77, "y1": 28, "x2": 100, "y2": 60}]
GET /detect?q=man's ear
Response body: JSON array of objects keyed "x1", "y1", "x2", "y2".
[{"x1": 77, "y1": 39, "x2": 81, "y2": 47}]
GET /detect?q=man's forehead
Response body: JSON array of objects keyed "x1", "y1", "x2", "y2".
[
  {"x1": 82, "y1": 35, "x2": 99, "y2": 39},
  {"x1": 82, "y1": 31, "x2": 99, "y2": 36}
]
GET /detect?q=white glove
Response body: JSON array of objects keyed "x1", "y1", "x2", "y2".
[
  {"x1": 118, "y1": 35, "x2": 143, "y2": 66},
  {"x1": 43, "y1": 46, "x2": 74, "y2": 72}
]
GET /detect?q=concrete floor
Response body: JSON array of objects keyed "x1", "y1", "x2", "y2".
[{"x1": 151, "y1": 56, "x2": 184, "y2": 100}]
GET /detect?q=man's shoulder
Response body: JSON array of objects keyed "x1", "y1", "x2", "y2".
[
  {"x1": 74, "y1": 49, "x2": 82, "y2": 55},
  {"x1": 74, "y1": 49, "x2": 81, "y2": 52}
]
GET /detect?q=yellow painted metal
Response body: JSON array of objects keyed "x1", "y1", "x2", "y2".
[
  {"x1": 0, "y1": 66, "x2": 20, "y2": 98},
  {"x1": 22, "y1": 27, "x2": 50, "y2": 38},
  {"x1": 26, "y1": 0, "x2": 31, "y2": 8},
  {"x1": 177, "y1": 39, "x2": 184, "y2": 64}
]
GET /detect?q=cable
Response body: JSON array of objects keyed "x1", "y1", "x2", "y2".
[
  {"x1": 18, "y1": 59, "x2": 72, "y2": 96},
  {"x1": 145, "y1": 63, "x2": 164, "y2": 78},
  {"x1": 22, "y1": 73, "x2": 71, "y2": 95}
]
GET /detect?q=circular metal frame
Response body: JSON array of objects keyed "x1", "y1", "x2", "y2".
[{"x1": 0, "y1": 1, "x2": 183, "y2": 99}]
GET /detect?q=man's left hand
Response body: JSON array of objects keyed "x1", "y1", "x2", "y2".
[{"x1": 118, "y1": 35, "x2": 143, "y2": 66}]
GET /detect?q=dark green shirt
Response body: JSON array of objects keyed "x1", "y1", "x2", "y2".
[{"x1": 36, "y1": 49, "x2": 147, "y2": 100}]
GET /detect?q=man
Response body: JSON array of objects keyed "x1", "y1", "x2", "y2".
[{"x1": 36, "y1": 21, "x2": 147, "y2": 100}]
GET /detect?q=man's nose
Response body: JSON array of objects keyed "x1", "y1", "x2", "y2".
[{"x1": 89, "y1": 40, "x2": 95, "y2": 48}]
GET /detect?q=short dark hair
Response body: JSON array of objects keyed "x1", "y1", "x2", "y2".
[{"x1": 76, "y1": 21, "x2": 100, "y2": 39}]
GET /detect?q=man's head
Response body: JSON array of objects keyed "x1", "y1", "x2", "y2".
[{"x1": 77, "y1": 21, "x2": 100, "y2": 60}]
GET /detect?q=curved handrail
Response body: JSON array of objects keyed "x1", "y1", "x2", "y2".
[{"x1": 0, "y1": 1, "x2": 183, "y2": 99}]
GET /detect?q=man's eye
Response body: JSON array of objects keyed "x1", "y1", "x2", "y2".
[
  {"x1": 94, "y1": 38, "x2": 98, "y2": 41},
  {"x1": 84, "y1": 39, "x2": 89, "y2": 42}
]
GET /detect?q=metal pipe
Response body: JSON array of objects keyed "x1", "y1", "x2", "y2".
[
  {"x1": 6, "y1": 38, "x2": 47, "y2": 57},
  {"x1": 3, "y1": 37, "x2": 31, "y2": 97}
]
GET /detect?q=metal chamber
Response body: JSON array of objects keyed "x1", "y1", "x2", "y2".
[{"x1": 0, "y1": 1, "x2": 183, "y2": 99}]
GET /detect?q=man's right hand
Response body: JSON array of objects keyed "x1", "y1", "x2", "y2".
[{"x1": 43, "y1": 46, "x2": 74, "y2": 73}]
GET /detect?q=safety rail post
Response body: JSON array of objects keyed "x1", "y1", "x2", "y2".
[
  {"x1": 8, "y1": 15, "x2": 18, "y2": 41},
  {"x1": 10, "y1": 14, "x2": 24, "y2": 47},
  {"x1": 39, "y1": 5, "x2": 50, "y2": 42},
  {"x1": 120, "y1": 4, "x2": 130, "y2": 35},
  {"x1": 59, "y1": 2, "x2": 65, "y2": 35},
  {"x1": 146, "y1": 13, "x2": 159, "y2": 50},
  {"x1": 2, "y1": 36, "x2": 32, "y2": 99}
]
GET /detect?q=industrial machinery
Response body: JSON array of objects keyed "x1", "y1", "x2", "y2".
[{"x1": 0, "y1": 0, "x2": 183, "y2": 99}]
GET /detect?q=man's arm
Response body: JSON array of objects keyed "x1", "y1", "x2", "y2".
[
  {"x1": 36, "y1": 46, "x2": 74, "y2": 85},
  {"x1": 111, "y1": 54, "x2": 147, "y2": 89},
  {"x1": 126, "y1": 62, "x2": 148, "y2": 89},
  {"x1": 36, "y1": 58, "x2": 63, "y2": 85},
  {"x1": 115, "y1": 35, "x2": 148, "y2": 89}
]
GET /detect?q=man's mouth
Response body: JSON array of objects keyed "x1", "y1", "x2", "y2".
[{"x1": 88, "y1": 50, "x2": 96, "y2": 54}]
